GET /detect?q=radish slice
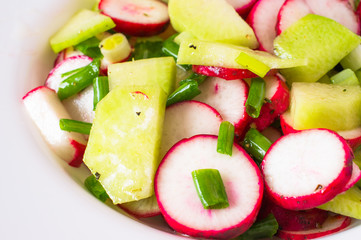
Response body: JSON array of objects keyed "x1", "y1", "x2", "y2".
[
  {"x1": 22, "y1": 86, "x2": 87, "y2": 167},
  {"x1": 193, "y1": 77, "x2": 250, "y2": 136},
  {"x1": 192, "y1": 65, "x2": 277, "y2": 80},
  {"x1": 342, "y1": 162, "x2": 361, "y2": 193},
  {"x1": 226, "y1": 0, "x2": 258, "y2": 16},
  {"x1": 277, "y1": 215, "x2": 352, "y2": 240},
  {"x1": 160, "y1": 100, "x2": 223, "y2": 158},
  {"x1": 155, "y1": 135, "x2": 263, "y2": 239},
  {"x1": 253, "y1": 74, "x2": 290, "y2": 131},
  {"x1": 277, "y1": 0, "x2": 359, "y2": 34},
  {"x1": 99, "y1": 0, "x2": 169, "y2": 36},
  {"x1": 262, "y1": 129, "x2": 353, "y2": 210},
  {"x1": 247, "y1": 0, "x2": 286, "y2": 52},
  {"x1": 45, "y1": 55, "x2": 93, "y2": 92},
  {"x1": 280, "y1": 111, "x2": 361, "y2": 149},
  {"x1": 119, "y1": 195, "x2": 160, "y2": 218}
]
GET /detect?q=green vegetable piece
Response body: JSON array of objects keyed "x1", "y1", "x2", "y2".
[
  {"x1": 162, "y1": 34, "x2": 191, "y2": 71},
  {"x1": 317, "y1": 74, "x2": 331, "y2": 84},
  {"x1": 108, "y1": 57, "x2": 176, "y2": 96},
  {"x1": 179, "y1": 72, "x2": 207, "y2": 85},
  {"x1": 217, "y1": 121, "x2": 235, "y2": 156},
  {"x1": 236, "y1": 214, "x2": 279, "y2": 240},
  {"x1": 58, "y1": 58, "x2": 101, "y2": 100},
  {"x1": 61, "y1": 66, "x2": 86, "y2": 78},
  {"x1": 274, "y1": 14, "x2": 361, "y2": 84},
  {"x1": 242, "y1": 128, "x2": 272, "y2": 165},
  {"x1": 75, "y1": 37, "x2": 103, "y2": 59},
  {"x1": 84, "y1": 175, "x2": 109, "y2": 202},
  {"x1": 50, "y1": 9, "x2": 115, "y2": 53},
  {"x1": 59, "y1": 119, "x2": 92, "y2": 135},
  {"x1": 192, "y1": 169, "x2": 229, "y2": 209},
  {"x1": 246, "y1": 78, "x2": 266, "y2": 118},
  {"x1": 330, "y1": 69, "x2": 359, "y2": 86},
  {"x1": 166, "y1": 80, "x2": 201, "y2": 107},
  {"x1": 132, "y1": 40, "x2": 164, "y2": 60},
  {"x1": 93, "y1": 76, "x2": 109, "y2": 110},
  {"x1": 235, "y1": 52, "x2": 271, "y2": 78},
  {"x1": 340, "y1": 45, "x2": 361, "y2": 71}
]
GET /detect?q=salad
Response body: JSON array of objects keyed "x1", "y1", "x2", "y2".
[{"x1": 22, "y1": 0, "x2": 361, "y2": 239}]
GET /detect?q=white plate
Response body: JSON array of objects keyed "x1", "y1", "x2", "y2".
[{"x1": 0, "y1": 0, "x2": 360, "y2": 239}]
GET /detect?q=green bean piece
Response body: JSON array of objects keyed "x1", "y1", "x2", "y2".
[
  {"x1": 59, "y1": 119, "x2": 92, "y2": 135},
  {"x1": 242, "y1": 128, "x2": 272, "y2": 165},
  {"x1": 217, "y1": 121, "x2": 235, "y2": 156},
  {"x1": 84, "y1": 175, "x2": 109, "y2": 202},
  {"x1": 246, "y1": 77, "x2": 266, "y2": 118},
  {"x1": 58, "y1": 58, "x2": 101, "y2": 100},
  {"x1": 192, "y1": 169, "x2": 229, "y2": 209},
  {"x1": 93, "y1": 76, "x2": 109, "y2": 110},
  {"x1": 166, "y1": 80, "x2": 201, "y2": 107},
  {"x1": 236, "y1": 214, "x2": 279, "y2": 240},
  {"x1": 131, "y1": 40, "x2": 164, "y2": 60},
  {"x1": 179, "y1": 72, "x2": 207, "y2": 85}
]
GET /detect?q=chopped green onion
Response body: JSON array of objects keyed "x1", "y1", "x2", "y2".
[
  {"x1": 59, "y1": 119, "x2": 92, "y2": 135},
  {"x1": 84, "y1": 175, "x2": 109, "y2": 202},
  {"x1": 166, "y1": 80, "x2": 201, "y2": 107},
  {"x1": 330, "y1": 68, "x2": 359, "y2": 86},
  {"x1": 217, "y1": 121, "x2": 235, "y2": 156},
  {"x1": 340, "y1": 45, "x2": 361, "y2": 71},
  {"x1": 236, "y1": 214, "x2": 279, "y2": 240},
  {"x1": 235, "y1": 52, "x2": 271, "y2": 78},
  {"x1": 162, "y1": 34, "x2": 191, "y2": 71},
  {"x1": 131, "y1": 40, "x2": 164, "y2": 60},
  {"x1": 75, "y1": 37, "x2": 103, "y2": 59},
  {"x1": 179, "y1": 71, "x2": 207, "y2": 85},
  {"x1": 246, "y1": 78, "x2": 266, "y2": 118},
  {"x1": 242, "y1": 128, "x2": 272, "y2": 165},
  {"x1": 192, "y1": 169, "x2": 229, "y2": 209},
  {"x1": 61, "y1": 66, "x2": 87, "y2": 78},
  {"x1": 58, "y1": 58, "x2": 101, "y2": 100},
  {"x1": 93, "y1": 76, "x2": 109, "y2": 110}
]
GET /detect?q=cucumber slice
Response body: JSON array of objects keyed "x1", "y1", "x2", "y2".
[
  {"x1": 168, "y1": 0, "x2": 258, "y2": 48},
  {"x1": 177, "y1": 39, "x2": 306, "y2": 70},
  {"x1": 83, "y1": 85, "x2": 167, "y2": 204},
  {"x1": 274, "y1": 14, "x2": 361, "y2": 84},
  {"x1": 108, "y1": 57, "x2": 176, "y2": 96},
  {"x1": 50, "y1": 9, "x2": 115, "y2": 53},
  {"x1": 290, "y1": 82, "x2": 361, "y2": 131}
]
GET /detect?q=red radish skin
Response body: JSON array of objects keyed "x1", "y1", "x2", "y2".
[
  {"x1": 226, "y1": 0, "x2": 258, "y2": 16},
  {"x1": 253, "y1": 74, "x2": 290, "y2": 131},
  {"x1": 193, "y1": 77, "x2": 250, "y2": 136},
  {"x1": 280, "y1": 111, "x2": 361, "y2": 149},
  {"x1": 99, "y1": 0, "x2": 169, "y2": 36},
  {"x1": 341, "y1": 162, "x2": 361, "y2": 193},
  {"x1": 22, "y1": 86, "x2": 87, "y2": 167},
  {"x1": 247, "y1": 0, "x2": 286, "y2": 52},
  {"x1": 119, "y1": 195, "x2": 160, "y2": 218},
  {"x1": 160, "y1": 100, "x2": 222, "y2": 158},
  {"x1": 192, "y1": 65, "x2": 277, "y2": 80},
  {"x1": 155, "y1": 135, "x2": 263, "y2": 239},
  {"x1": 277, "y1": 215, "x2": 352, "y2": 240},
  {"x1": 277, "y1": 0, "x2": 360, "y2": 35},
  {"x1": 262, "y1": 129, "x2": 353, "y2": 210},
  {"x1": 45, "y1": 55, "x2": 93, "y2": 92}
]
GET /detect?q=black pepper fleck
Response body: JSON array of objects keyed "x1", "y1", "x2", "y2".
[
  {"x1": 136, "y1": 112, "x2": 141, "y2": 116},
  {"x1": 95, "y1": 172, "x2": 101, "y2": 180},
  {"x1": 189, "y1": 44, "x2": 197, "y2": 49}
]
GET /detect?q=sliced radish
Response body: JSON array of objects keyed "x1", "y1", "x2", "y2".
[
  {"x1": 226, "y1": 0, "x2": 258, "y2": 16},
  {"x1": 262, "y1": 129, "x2": 353, "y2": 210},
  {"x1": 261, "y1": 127, "x2": 282, "y2": 143},
  {"x1": 192, "y1": 65, "x2": 277, "y2": 80},
  {"x1": 253, "y1": 74, "x2": 290, "y2": 131},
  {"x1": 277, "y1": 0, "x2": 359, "y2": 34},
  {"x1": 247, "y1": 0, "x2": 286, "y2": 52},
  {"x1": 119, "y1": 195, "x2": 160, "y2": 218},
  {"x1": 193, "y1": 77, "x2": 250, "y2": 136},
  {"x1": 22, "y1": 86, "x2": 87, "y2": 167},
  {"x1": 341, "y1": 162, "x2": 361, "y2": 193},
  {"x1": 155, "y1": 135, "x2": 263, "y2": 239},
  {"x1": 277, "y1": 215, "x2": 352, "y2": 240},
  {"x1": 62, "y1": 85, "x2": 95, "y2": 124},
  {"x1": 45, "y1": 55, "x2": 93, "y2": 92},
  {"x1": 99, "y1": 0, "x2": 169, "y2": 36},
  {"x1": 160, "y1": 100, "x2": 223, "y2": 158},
  {"x1": 280, "y1": 111, "x2": 361, "y2": 149}
]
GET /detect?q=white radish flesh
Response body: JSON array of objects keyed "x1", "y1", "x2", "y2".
[
  {"x1": 247, "y1": 0, "x2": 286, "y2": 52},
  {"x1": 22, "y1": 86, "x2": 87, "y2": 167},
  {"x1": 155, "y1": 135, "x2": 263, "y2": 239},
  {"x1": 119, "y1": 195, "x2": 160, "y2": 218},
  {"x1": 193, "y1": 77, "x2": 249, "y2": 136},
  {"x1": 277, "y1": 0, "x2": 311, "y2": 34},
  {"x1": 262, "y1": 129, "x2": 353, "y2": 210},
  {"x1": 341, "y1": 162, "x2": 361, "y2": 193}
]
